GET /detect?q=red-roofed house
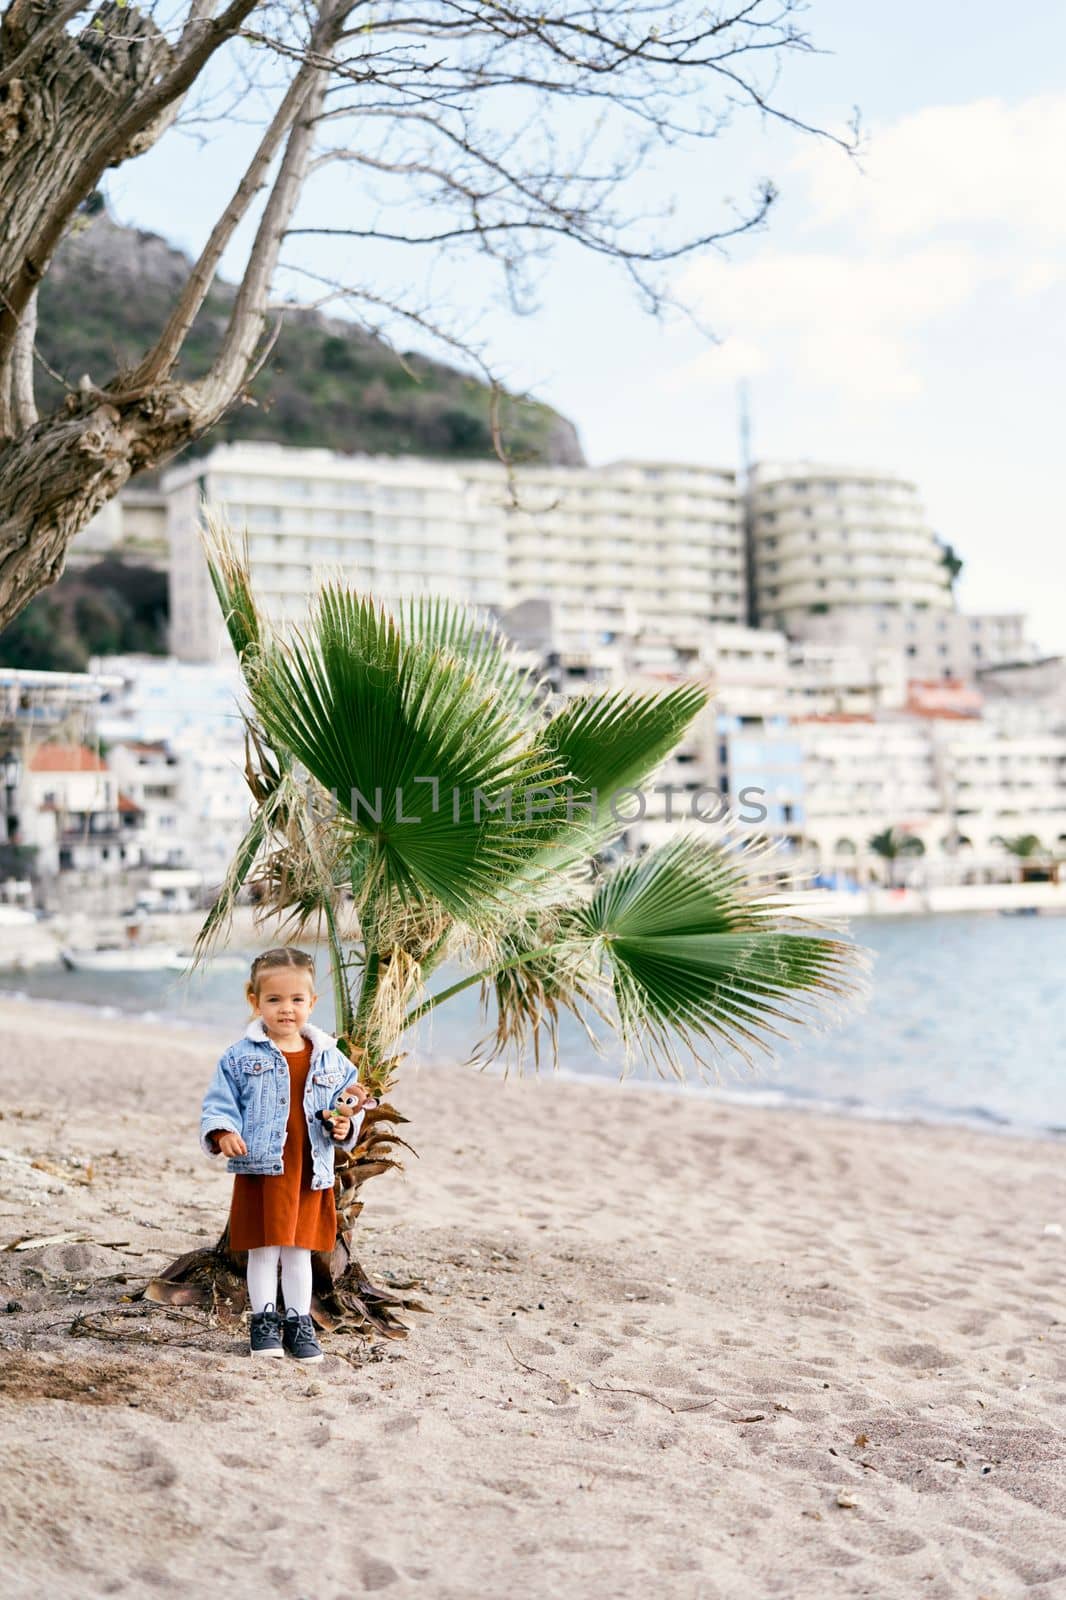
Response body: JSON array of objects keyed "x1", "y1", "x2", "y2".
[
  {"x1": 29, "y1": 744, "x2": 108, "y2": 775},
  {"x1": 24, "y1": 743, "x2": 144, "y2": 875}
]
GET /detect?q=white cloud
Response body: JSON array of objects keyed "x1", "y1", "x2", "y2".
[
  {"x1": 795, "y1": 96, "x2": 1066, "y2": 243},
  {"x1": 668, "y1": 95, "x2": 1066, "y2": 403},
  {"x1": 675, "y1": 245, "x2": 988, "y2": 397}
]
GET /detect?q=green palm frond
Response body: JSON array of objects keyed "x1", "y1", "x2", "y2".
[
  {"x1": 248, "y1": 583, "x2": 570, "y2": 923},
  {"x1": 399, "y1": 594, "x2": 545, "y2": 723},
  {"x1": 196, "y1": 515, "x2": 870, "y2": 1095},
  {"x1": 572, "y1": 832, "x2": 869, "y2": 1077},
  {"x1": 529, "y1": 682, "x2": 710, "y2": 867}
]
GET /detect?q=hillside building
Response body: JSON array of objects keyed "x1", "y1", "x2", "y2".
[
  {"x1": 748, "y1": 461, "x2": 952, "y2": 632},
  {"x1": 165, "y1": 443, "x2": 745, "y2": 660}
]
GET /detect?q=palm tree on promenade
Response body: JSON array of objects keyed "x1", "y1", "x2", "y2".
[
  {"x1": 868, "y1": 827, "x2": 926, "y2": 889},
  {"x1": 993, "y1": 833, "x2": 1042, "y2": 860},
  {"x1": 149, "y1": 524, "x2": 867, "y2": 1338},
  {"x1": 993, "y1": 833, "x2": 1050, "y2": 886}
]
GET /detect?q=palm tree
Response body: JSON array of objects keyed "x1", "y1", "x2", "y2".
[
  {"x1": 992, "y1": 833, "x2": 1046, "y2": 886},
  {"x1": 993, "y1": 833, "x2": 1042, "y2": 859},
  {"x1": 149, "y1": 524, "x2": 867, "y2": 1338},
  {"x1": 937, "y1": 540, "x2": 964, "y2": 591},
  {"x1": 868, "y1": 826, "x2": 925, "y2": 888}
]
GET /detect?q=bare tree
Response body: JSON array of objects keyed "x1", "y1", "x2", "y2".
[{"x1": 0, "y1": 1, "x2": 848, "y2": 629}]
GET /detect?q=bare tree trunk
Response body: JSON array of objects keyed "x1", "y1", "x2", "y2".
[
  {"x1": 0, "y1": 0, "x2": 347, "y2": 629},
  {"x1": 0, "y1": 384, "x2": 197, "y2": 626},
  {"x1": 0, "y1": 1, "x2": 260, "y2": 366}
]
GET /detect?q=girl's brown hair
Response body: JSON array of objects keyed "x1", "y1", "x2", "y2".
[{"x1": 247, "y1": 947, "x2": 317, "y2": 999}]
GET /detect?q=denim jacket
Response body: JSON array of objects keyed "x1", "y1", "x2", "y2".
[{"x1": 200, "y1": 1020, "x2": 364, "y2": 1191}]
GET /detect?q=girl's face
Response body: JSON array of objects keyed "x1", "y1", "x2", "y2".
[{"x1": 249, "y1": 970, "x2": 317, "y2": 1039}]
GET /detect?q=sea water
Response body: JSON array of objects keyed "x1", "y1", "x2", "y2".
[{"x1": 4, "y1": 912, "x2": 1064, "y2": 1137}]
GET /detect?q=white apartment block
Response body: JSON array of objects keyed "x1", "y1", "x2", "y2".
[
  {"x1": 108, "y1": 741, "x2": 187, "y2": 870},
  {"x1": 166, "y1": 444, "x2": 745, "y2": 661},
  {"x1": 692, "y1": 623, "x2": 789, "y2": 720},
  {"x1": 21, "y1": 743, "x2": 143, "y2": 877},
  {"x1": 92, "y1": 654, "x2": 252, "y2": 881},
  {"x1": 167, "y1": 444, "x2": 503, "y2": 661},
  {"x1": 940, "y1": 705, "x2": 1066, "y2": 855},
  {"x1": 91, "y1": 654, "x2": 245, "y2": 748},
  {"x1": 786, "y1": 640, "x2": 908, "y2": 717},
  {"x1": 748, "y1": 461, "x2": 953, "y2": 635},
  {"x1": 789, "y1": 606, "x2": 1033, "y2": 683},
  {"x1": 794, "y1": 709, "x2": 1066, "y2": 868},
  {"x1": 795, "y1": 718, "x2": 944, "y2": 864},
  {"x1": 462, "y1": 457, "x2": 744, "y2": 647}
]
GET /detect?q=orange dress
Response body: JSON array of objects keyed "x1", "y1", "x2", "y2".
[{"x1": 228, "y1": 1041, "x2": 337, "y2": 1252}]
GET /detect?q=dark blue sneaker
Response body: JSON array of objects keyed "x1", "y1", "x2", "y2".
[
  {"x1": 283, "y1": 1309, "x2": 324, "y2": 1363},
  {"x1": 249, "y1": 1302, "x2": 284, "y2": 1358}
]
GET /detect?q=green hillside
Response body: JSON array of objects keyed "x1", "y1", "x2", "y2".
[{"x1": 36, "y1": 207, "x2": 585, "y2": 467}]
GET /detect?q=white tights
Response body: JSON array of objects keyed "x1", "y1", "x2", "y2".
[{"x1": 246, "y1": 1246, "x2": 313, "y2": 1316}]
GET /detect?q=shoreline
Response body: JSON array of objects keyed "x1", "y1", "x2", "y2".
[
  {"x1": 2, "y1": 886, "x2": 1065, "y2": 974},
  {"x1": 1, "y1": 985, "x2": 1062, "y2": 1147},
  {"x1": 1, "y1": 998, "x2": 1064, "y2": 1598}
]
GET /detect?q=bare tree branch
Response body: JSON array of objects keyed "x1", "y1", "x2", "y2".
[
  {"x1": 196, "y1": 0, "x2": 350, "y2": 415},
  {"x1": 0, "y1": 0, "x2": 261, "y2": 369},
  {"x1": 129, "y1": 43, "x2": 330, "y2": 387},
  {"x1": 0, "y1": 0, "x2": 855, "y2": 631},
  {"x1": 11, "y1": 283, "x2": 36, "y2": 429}
]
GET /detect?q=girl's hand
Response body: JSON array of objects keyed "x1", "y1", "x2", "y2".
[
  {"x1": 329, "y1": 1116, "x2": 351, "y2": 1142},
  {"x1": 216, "y1": 1130, "x2": 248, "y2": 1157}
]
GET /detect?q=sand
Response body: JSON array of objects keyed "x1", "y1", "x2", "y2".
[{"x1": 0, "y1": 995, "x2": 1063, "y2": 1600}]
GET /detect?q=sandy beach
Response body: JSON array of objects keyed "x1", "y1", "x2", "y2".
[{"x1": 0, "y1": 996, "x2": 1064, "y2": 1599}]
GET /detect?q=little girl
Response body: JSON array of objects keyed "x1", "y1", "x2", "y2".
[{"x1": 200, "y1": 947, "x2": 371, "y2": 1362}]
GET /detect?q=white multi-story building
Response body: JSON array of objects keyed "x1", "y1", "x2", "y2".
[
  {"x1": 21, "y1": 743, "x2": 144, "y2": 877},
  {"x1": 793, "y1": 707, "x2": 1066, "y2": 870},
  {"x1": 939, "y1": 704, "x2": 1066, "y2": 856},
  {"x1": 748, "y1": 461, "x2": 953, "y2": 635},
  {"x1": 786, "y1": 640, "x2": 908, "y2": 717},
  {"x1": 92, "y1": 654, "x2": 252, "y2": 882},
  {"x1": 787, "y1": 606, "x2": 1033, "y2": 683},
  {"x1": 92, "y1": 654, "x2": 245, "y2": 748},
  {"x1": 463, "y1": 457, "x2": 744, "y2": 647},
  {"x1": 166, "y1": 444, "x2": 745, "y2": 661},
  {"x1": 794, "y1": 717, "x2": 945, "y2": 866},
  {"x1": 108, "y1": 741, "x2": 186, "y2": 869},
  {"x1": 167, "y1": 444, "x2": 509, "y2": 661}
]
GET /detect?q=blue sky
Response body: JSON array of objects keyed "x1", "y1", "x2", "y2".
[{"x1": 108, "y1": 2, "x2": 1066, "y2": 652}]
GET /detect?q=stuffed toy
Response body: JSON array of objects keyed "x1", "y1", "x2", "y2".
[{"x1": 318, "y1": 1084, "x2": 376, "y2": 1129}]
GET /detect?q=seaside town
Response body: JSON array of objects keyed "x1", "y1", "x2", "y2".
[
  {"x1": 2, "y1": 441, "x2": 1064, "y2": 962},
  {"x1": 3, "y1": 6, "x2": 1066, "y2": 1599}
]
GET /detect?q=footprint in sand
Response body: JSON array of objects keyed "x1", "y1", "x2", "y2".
[
  {"x1": 127, "y1": 1443, "x2": 179, "y2": 1490},
  {"x1": 879, "y1": 1342, "x2": 956, "y2": 1368},
  {"x1": 361, "y1": 1556, "x2": 400, "y2": 1589},
  {"x1": 381, "y1": 1412, "x2": 419, "y2": 1434}
]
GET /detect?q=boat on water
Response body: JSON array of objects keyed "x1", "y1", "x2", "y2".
[{"x1": 59, "y1": 945, "x2": 187, "y2": 973}]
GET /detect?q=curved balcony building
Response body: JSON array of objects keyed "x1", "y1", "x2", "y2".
[{"x1": 749, "y1": 462, "x2": 953, "y2": 636}]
